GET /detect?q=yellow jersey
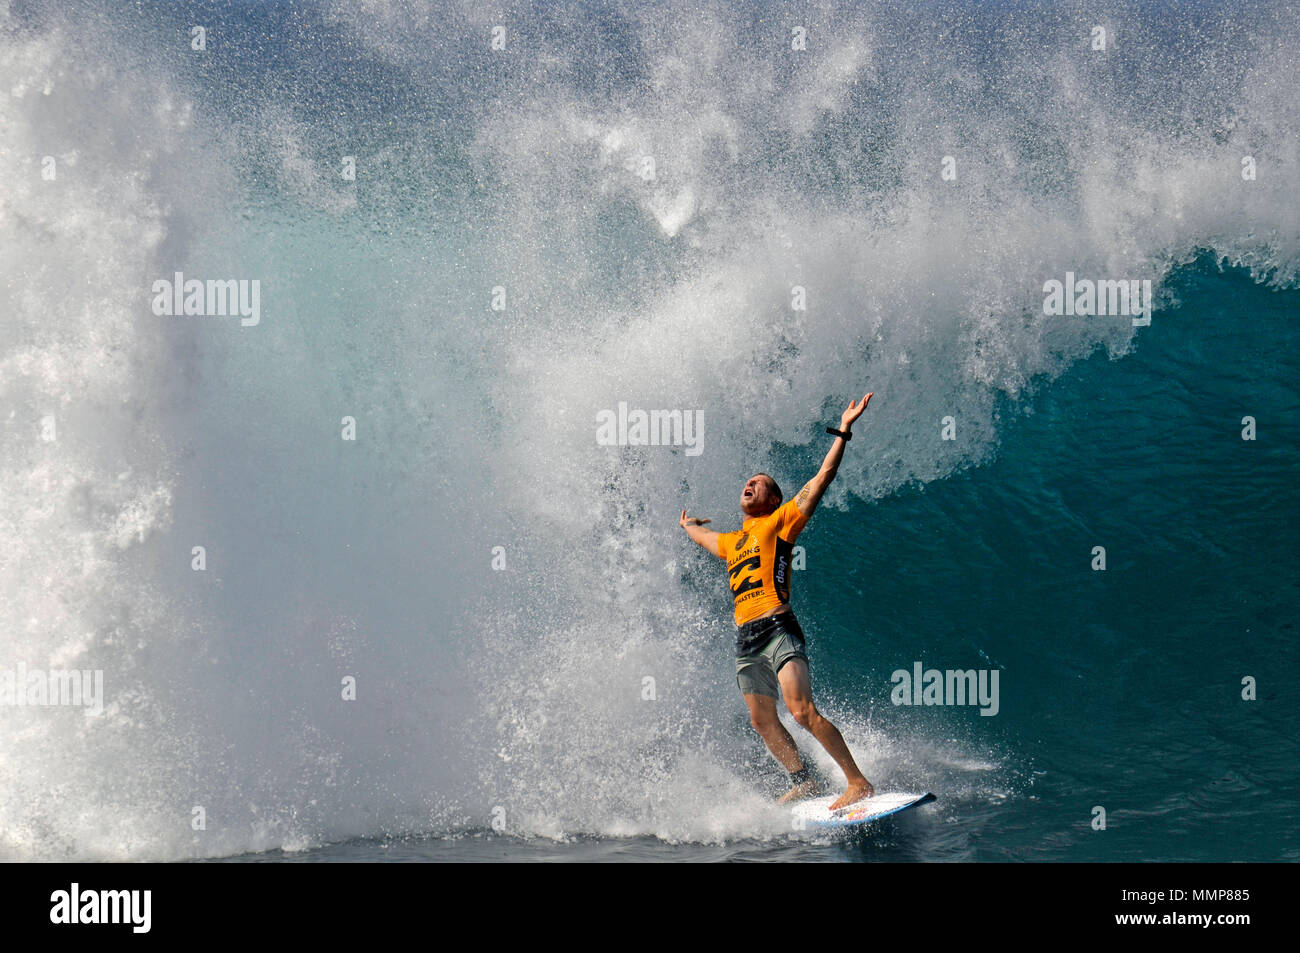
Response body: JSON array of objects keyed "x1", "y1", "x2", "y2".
[{"x1": 714, "y1": 499, "x2": 810, "y2": 625}]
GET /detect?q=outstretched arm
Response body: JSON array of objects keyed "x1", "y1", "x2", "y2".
[
  {"x1": 680, "y1": 509, "x2": 722, "y2": 554},
  {"x1": 792, "y1": 392, "x2": 873, "y2": 519}
]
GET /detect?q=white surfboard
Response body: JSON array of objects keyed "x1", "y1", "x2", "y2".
[{"x1": 794, "y1": 791, "x2": 936, "y2": 828}]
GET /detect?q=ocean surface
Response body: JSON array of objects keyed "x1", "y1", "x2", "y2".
[{"x1": 2, "y1": 0, "x2": 1297, "y2": 863}]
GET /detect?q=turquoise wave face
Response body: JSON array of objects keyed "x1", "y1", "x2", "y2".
[
  {"x1": 2, "y1": 0, "x2": 1297, "y2": 859},
  {"x1": 797, "y1": 257, "x2": 1300, "y2": 859}
]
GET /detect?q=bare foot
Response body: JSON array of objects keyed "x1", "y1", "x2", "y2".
[
  {"x1": 777, "y1": 777, "x2": 822, "y2": 804},
  {"x1": 829, "y1": 778, "x2": 875, "y2": 811}
]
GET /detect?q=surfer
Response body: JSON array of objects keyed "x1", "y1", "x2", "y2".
[{"x1": 680, "y1": 393, "x2": 876, "y2": 810}]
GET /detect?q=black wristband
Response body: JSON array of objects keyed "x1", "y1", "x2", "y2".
[{"x1": 826, "y1": 427, "x2": 851, "y2": 441}]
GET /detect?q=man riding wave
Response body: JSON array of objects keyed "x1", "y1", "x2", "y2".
[{"x1": 680, "y1": 392, "x2": 875, "y2": 810}]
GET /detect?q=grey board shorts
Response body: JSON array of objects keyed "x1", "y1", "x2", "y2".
[{"x1": 735, "y1": 612, "x2": 808, "y2": 699}]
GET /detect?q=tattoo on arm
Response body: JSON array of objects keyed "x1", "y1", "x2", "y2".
[{"x1": 796, "y1": 483, "x2": 812, "y2": 508}]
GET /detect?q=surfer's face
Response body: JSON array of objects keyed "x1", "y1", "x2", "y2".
[{"x1": 740, "y1": 474, "x2": 779, "y2": 517}]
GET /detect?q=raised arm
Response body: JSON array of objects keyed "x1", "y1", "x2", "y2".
[
  {"x1": 680, "y1": 509, "x2": 722, "y2": 555},
  {"x1": 792, "y1": 392, "x2": 873, "y2": 518}
]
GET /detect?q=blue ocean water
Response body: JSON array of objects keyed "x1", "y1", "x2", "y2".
[{"x1": 1, "y1": 0, "x2": 1296, "y2": 862}]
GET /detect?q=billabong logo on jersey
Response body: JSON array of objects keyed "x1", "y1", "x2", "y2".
[{"x1": 728, "y1": 551, "x2": 762, "y2": 599}]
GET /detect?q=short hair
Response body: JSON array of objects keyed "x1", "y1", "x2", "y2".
[{"x1": 756, "y1": 472, "x2": 782, "y2": 505}]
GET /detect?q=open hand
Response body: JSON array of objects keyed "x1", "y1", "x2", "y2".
[
  {"x1": 840, "y1": 392, "x2": 873, "y2": 431},
  {"x1": 680, "y1": 509, "x2": 712, "y2": 528}
]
